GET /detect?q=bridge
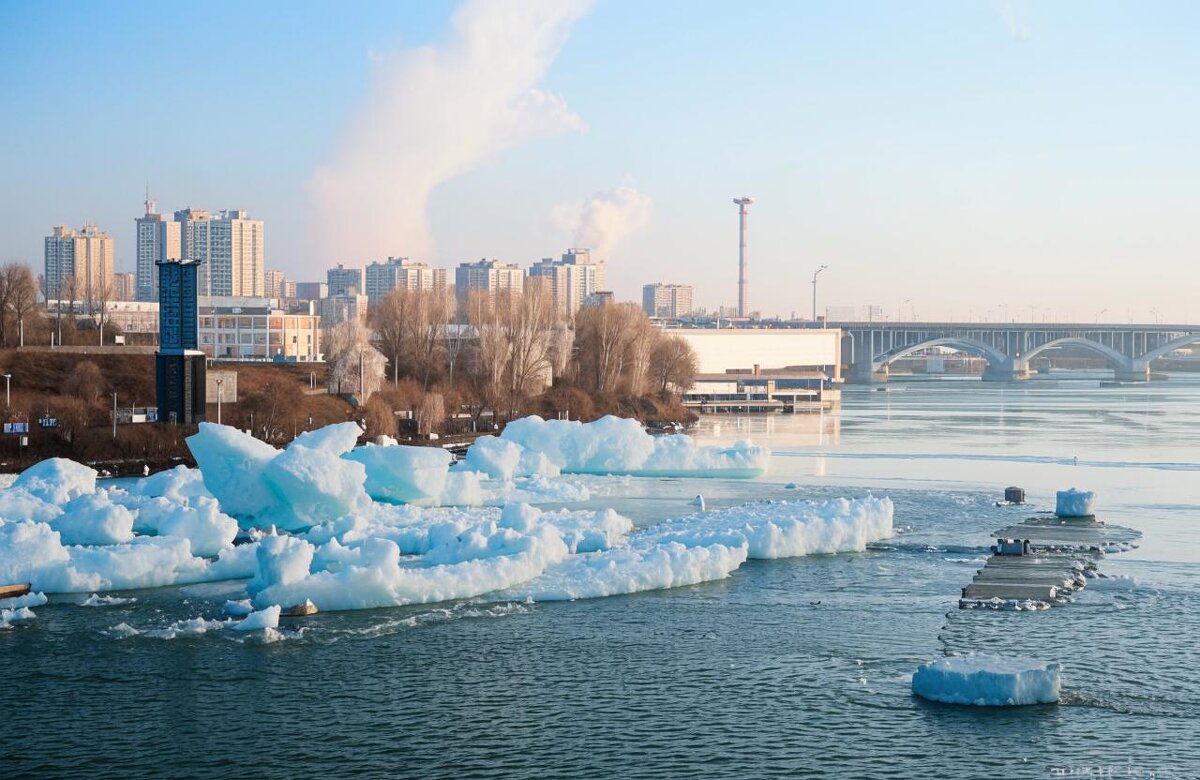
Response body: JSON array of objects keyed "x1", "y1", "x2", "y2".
[{"x1": 831, "y1": 322, "x2": 1200, "y2": 383}]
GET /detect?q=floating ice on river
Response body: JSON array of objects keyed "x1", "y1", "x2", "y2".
[
  {"x1": 912, "y1": 654, "x2": 1062, "y2": 706},
  {"x1": 1055, "y1": 488, "x2": 1095, "y2": 518}
]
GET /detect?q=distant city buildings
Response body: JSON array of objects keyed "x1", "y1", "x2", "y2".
[
  {"x1": 365, "y1": 257, "x2": 447, "y2": 306},
  {"x1": 642, "y1": 283, "x2": 694, "y2": 319},
  {"x1": 326, "y1": 263, "x2": 362, "y2": 296},
  {"x1": 529, "y1": 249, "x2": 601, "y2": 315},
  {"x1": 455, "y1": 258, "x2": 525, "y2": 303},
  {"x1": 825, "y1": 304, "x2": 886, "y2": 322},
  {"x1": 135, "y1": 201, "x2": 264, "y2": 300},
  {"x1": 44, "y1": 223, "x2": 114, "y2": 305}
]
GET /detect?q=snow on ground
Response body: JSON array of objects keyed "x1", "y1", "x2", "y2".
[{"x1": 911, "y1": 654, "x2": 1062, "y2": 706}]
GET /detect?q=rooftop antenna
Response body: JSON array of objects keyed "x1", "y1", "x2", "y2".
[{"x1": 144, "y1": 182, "x2": 157, "y2": 216}]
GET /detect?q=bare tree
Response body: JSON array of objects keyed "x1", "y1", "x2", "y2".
[
  {"x1": 504, "y1": 278, "x2": 558, "y2": 404},
  {"x1": 649, "y1": 334, "x2": 700, "y2": 395},
  {"x1": 6, "y1": 264, "x2": 39, "y2": 348},
  {"x1": 324, "y1": 318, "x2": 387, "y2": 402},
  {"x1": 466, "y1": 290, "x2": 511, "y2": 420},
  {"x1": 574, "y1": 301, "x2": 640, "y2": 395},
  {"x1": 242, "y1": 380, "x2": 303, "y2": 442}
]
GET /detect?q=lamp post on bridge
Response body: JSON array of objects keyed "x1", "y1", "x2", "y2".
[{"x1": 811, "y1": 265, "x2": 828, "y2": 324}]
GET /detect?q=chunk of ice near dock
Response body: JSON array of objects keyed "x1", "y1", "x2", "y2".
[
  {"x1": 912, "y1": 655, "x2": 1062, "y2": 706},
  {"x1": 0, "y1": 417, "x2": 892, "y2": 613},
  {"x1": 1055, "y1": 488, "x2": 1095, "y2": 518}
]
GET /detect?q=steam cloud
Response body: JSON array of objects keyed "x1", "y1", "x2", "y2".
[
  {"x1": 552, "y1": 186, "x2": 653, "y2": 262},
  {"x1": 307, "y1": 0, "x2": 592, "y2": 271}
]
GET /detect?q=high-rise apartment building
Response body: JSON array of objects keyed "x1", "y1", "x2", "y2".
[
  {"x1": 319, "y1": 293, "x2": 369, "y2": 328},
  {"x1": 529, "y1": 250, "x2": 599, "y2": 316},
  {"x1": 561, "y1": 247, "x2": 604, "y2": 292},
  {"x1": 264, "y1": 269, "x2": 288, "y2": 299},
  {"x1": 454, "y1": 258, "x2": 524, "y2": 303},
  {"x1": 135, "y1": 195, "x2": 181, "y2": 301},
  {"x1": 366, "y1": 257, "x2": 448, "y2": 306},
  {"x1": 176, "y1": 208, "x2": 264, "y2": 298},
  {"x1": 642, "y1": 283, "x2": 694, "y2": 319},
  {"x1": 44, "y1": 224, "x2": 115, "y2": 305},
  {"x1": 327, "y1": 263, "x2": 362, "y2": 296}
]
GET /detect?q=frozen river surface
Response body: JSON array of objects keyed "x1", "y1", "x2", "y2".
[{"x1": 3, "y1": 377, "x2": 1198, "y2": 778}]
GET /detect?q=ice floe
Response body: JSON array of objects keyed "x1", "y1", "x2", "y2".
[
  {"x1": 912, "y1": 654, "x2": 1062, "y2": 706},
  {"x1": 1055, "y1": 488, "x2": 1095, "y2": 518}
]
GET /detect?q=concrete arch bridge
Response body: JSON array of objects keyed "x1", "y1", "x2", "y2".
[{"x1": 834, "y1": 323, "x2": 1200, "y2": 383}]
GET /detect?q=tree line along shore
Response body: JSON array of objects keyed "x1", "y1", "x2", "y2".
[{"x1": 0, "y1": 278, "x2": 700, "y2": 474}]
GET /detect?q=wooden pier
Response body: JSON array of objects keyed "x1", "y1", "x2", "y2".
[{"x1": 959, "y1": 515, "x2": 1140, "y2": 609}]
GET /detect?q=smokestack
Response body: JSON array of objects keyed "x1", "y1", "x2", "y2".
[{"x1": 733, "y1": 197, "x2": 754, "y2": 318}]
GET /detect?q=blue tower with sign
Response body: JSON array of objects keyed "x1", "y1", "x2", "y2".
[{"x1": 155, "y1": 260, "x2": 206, "y2": 424}]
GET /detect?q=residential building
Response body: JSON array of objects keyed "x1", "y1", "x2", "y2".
[
  {"x1": 561, "y1": 247, "x2": 604, "y2": 292},
  {"x1": 44, "y1": 224, "x2": 114, "y2": 306},
  {"x1": 319, "y1": 293, "x2": 369, "y2": 328},
  {"x1": 113, "y1": 272, "x2": 136, "y2": 301},
  {"x1": 264, "y1": 269, "x2": 288, "y2": 299},
  {"x1": 294, "y1": 281, "x2": 328, "y2": 301},
  {"x1": 281, "y1": 279, "x2": 297, "y2": 299},
  {"x1": 455, "y1": 258, "x2": 525, "y2": 303},
  {"x1": 365, "y1": 257, "x2": 447, "y2": 305},
  {"x1": 327, "y1": 263, "x2": 362, "y2": 296},
  {"x1": 135, "y1": 195, "x2": 181, "y2": 301},
  {"x1": 176, "y1": 208, "x2": 264, "y2": 298},
  {"x1": 642, "y1": 283, "x2": 694, "y2": 319},
  {"x1": 529, "y1": 251, "x2": 597, "y2": 316}
]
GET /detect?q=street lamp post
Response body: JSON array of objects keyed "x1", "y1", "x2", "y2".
[
  {"x1": 216, "y1": 378, "x2": 223, "y2": 425},
  {"x1": 112, "y1": 392, "x2": 117, "y2": 440},
  {"x1": 2, "y1": 373, "x2": 9, "y2": 408},
  {"x1": 811, "y1": 265, "x2": 828, "y2": 324}
]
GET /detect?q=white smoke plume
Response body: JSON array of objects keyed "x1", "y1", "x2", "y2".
[
  {"x1": 552, "y1": 186, "x2": 653, "y2": 262},
  {"x1": 307, "y1": 0, "x2": 592, "y2": 272}
]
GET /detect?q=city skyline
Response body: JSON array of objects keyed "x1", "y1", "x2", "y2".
[{"x1": 3, "y1": 1, "x2": 1199, "y2": 321}]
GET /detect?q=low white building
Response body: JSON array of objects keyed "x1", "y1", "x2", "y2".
[{"x1": 666, "y1": 328, "x2": 842, "y2": 381}]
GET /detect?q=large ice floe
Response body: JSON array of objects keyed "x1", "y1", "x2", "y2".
[
  {"x1": 911, "y1": 654, "x2": 1062, "y2": 706},
  {"x1": 0, "y1": 417, "x2": 896, "y2": 616}
]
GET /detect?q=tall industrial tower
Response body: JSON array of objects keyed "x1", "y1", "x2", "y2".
[{"x1": 733, "y1": 197, "x2": 754, "y2": 318}]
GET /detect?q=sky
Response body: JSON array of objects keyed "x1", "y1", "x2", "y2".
[{"x1": 1, "y1": 0, "x2": 1198, "y2": 323}]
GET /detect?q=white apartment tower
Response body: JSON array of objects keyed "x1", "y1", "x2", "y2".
[
  {"x1": 366, "y1": 257, "x2": 448, "y2": 306},
  {"x1": 642, "y1": 283, "x2": 694, "y2": 319},
  {"x1": 454, "y1": 258, "x2": 525, "y2": 303},
  {"x1": 529, "y1": 249, "x2": 601, "y2": 316},
  {"x1": 44, "y1": 224, "x2": 115, "y2": 305},
  {"x1": 135, "y1": 194, "x2": 181, "y2": 301},
  {"x1": 176, "y1": 208, "x2": 264, "y2": 298}
]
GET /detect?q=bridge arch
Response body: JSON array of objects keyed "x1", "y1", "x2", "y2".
[
  {"x1": 1018, "y1": 337, "x2": 1130, "y2": 370},
  {"x1": 1135, "y1": 332, "x2": 1200, "y2": 364},
  {"x1": 873, "y1": 336, "x2": 1008, "y2": 371}
]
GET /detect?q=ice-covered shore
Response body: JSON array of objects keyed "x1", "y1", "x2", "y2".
[{"x1": 0, "y1": 417, "x2": 892, "y2": 614}]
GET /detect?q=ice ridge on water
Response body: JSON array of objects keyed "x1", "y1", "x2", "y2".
[
  {"x1": 912, "y1": 654, "x2": 1062, "y2": 706},
  {"x1": 0, "y1": 417, "x2": 895, "y2": 614}
]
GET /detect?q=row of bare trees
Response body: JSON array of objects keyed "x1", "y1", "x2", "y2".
[{"x1": 354, "y1": 279, "x2": 699, "y2": 426}]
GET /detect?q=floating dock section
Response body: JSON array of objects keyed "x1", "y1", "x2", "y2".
[{"x1": 960, "y1": 515, "x2": 1140, "y2": 610}]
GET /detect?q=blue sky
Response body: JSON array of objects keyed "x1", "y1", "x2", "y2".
[{"x1": 2, "y1": 0, "x2": 1198, "y2": 321}]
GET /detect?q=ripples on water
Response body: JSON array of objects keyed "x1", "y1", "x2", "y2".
[{"x1": 4, "y1": 381, "x2": 1200, "y2": 778}]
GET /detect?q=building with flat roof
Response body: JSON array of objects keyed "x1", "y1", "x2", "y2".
[
  {"x1": 366, "y1": 257, "x2": 447, "y2": 305},
  {"x1": 642, "y1": 283, "x2": 694, "y2": 319},
  {"x1": 454, "y1": 258, "x2": 524, "y2": 303},
  {"x1": 529, "y1": 251, "x2": 598, "y2": 316},
  {"x1": 294, "y1": 281, "x2": 327, "y2": 301},
  {"x1": 319, "y1": 292, "x2": 368, "y2": 328},
  {"x1": 176, "y1": 208, "x2": 265, "y2": 298},
  {"x1": 44, "y1": 223, "x2": 114, "y2": 307},
  {"x1": 327, "y1": 263, "x2": 362, "y2": 296},
  {"x1": 135, "y1": 194, "x2": 181, "y2": 301}
]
